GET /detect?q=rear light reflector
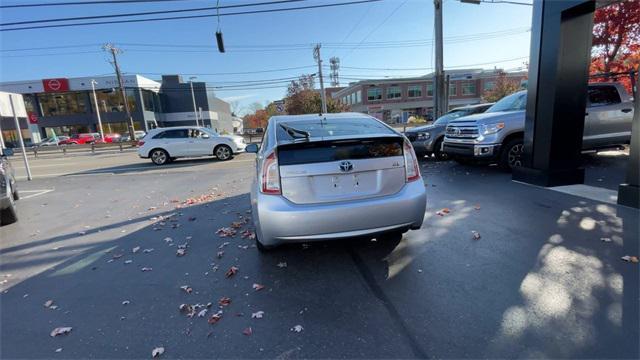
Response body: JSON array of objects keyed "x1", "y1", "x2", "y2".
[
  {"x1": 261, "y1": 151, "x2": 281, "y2": 194},
  {"x1": 137, "y1": 140, "x2": 145, "y2": 147},
  {"x1": 404, "y1": 141, "x2": 421, "y2": 182}
]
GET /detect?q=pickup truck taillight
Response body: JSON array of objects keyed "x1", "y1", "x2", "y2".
[
  {"x1": 137, "y1": 140, "x2": 145, "y2": 147},
  {"x1": 261, "y1": 151, "x2": 281, "y2": 194},
  {"x1": 404, "y1": 141, "x2": 421, "y2": 182}
]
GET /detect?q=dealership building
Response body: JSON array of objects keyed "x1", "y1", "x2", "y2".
[
  {"x1": 0, "y1": 74, "x2": 234, "y2": 145},
  {"x1": 331, "y1": 68, "x2": 528, "y2": 123}
]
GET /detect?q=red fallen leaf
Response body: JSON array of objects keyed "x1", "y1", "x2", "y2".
[
  {"x1": 225, "y1": 266, "x2": 238, "y2": 278},
  {"x1": 252, "y1": 283, "x2": 265, "y2": 291},
  {"x1": 216, "y1": 227, "x2": 237, "y2": 237},
  {"x1": 242, "y1": 327, "x2": 252, "y2": 336},
  {"x1": 441, "y1": 208, "x2": 451, "y2": 214},
  {"x1": 231, "y1": 221, "x2": 243, "y2": 229},
  {"x1": 621, "y1": 255, "x2": 639, "y2": 263},
  {"x1": 218, "y1": 297, "x2": 231, "y2": 306},
  {"x1": 474, "y1": 204, "x2": 481, "y2": 210},
  {"x1": 241, "y1": 230, "x2": 256, "y2": 240},
  {"x1": 180, "y1": 285, "x2": 193, "y2": 294},
  {"x1": 208, "y1": 311, "x2": 223, "y2": 324}
]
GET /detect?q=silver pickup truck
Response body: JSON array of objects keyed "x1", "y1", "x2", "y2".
[{"x1": 442, "y1": 83, "x2": 634, "y2": 170}]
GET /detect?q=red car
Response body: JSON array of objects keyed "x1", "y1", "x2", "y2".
[
  {"x1": 58, "y1": 133, "x2": 99, "y2": 145},
  {"x1": 94, "y1": 133, "x2": 122, "y2": 144}
]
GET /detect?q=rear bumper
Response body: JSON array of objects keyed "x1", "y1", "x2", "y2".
[
  {"x1": 443, "y1": 141, "x2": 501, "y2": 159},
  {"x1": 251, "y1": 179, "x2": 427, "y2": 246},
  {"x1": 410, "y1": 138, "x2": 437, "y2": 154}
]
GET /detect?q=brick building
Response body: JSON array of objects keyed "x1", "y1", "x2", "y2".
[{"x1": 332, "y1": 69, "x2": 527, "y2": 123}]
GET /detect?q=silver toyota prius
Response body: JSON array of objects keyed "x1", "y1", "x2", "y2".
[{"x1": 245, "y1": 112, "x2": 427, "y2": 250}]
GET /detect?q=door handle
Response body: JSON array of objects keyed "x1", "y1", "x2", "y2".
[
  {"x1": 585, "y1": 112, "x2": 589, "y2": 116},
  {"x1": 621, "y1": 108, "x2": 632, "y2": 113}
]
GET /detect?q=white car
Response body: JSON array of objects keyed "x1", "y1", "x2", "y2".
[{"x1": 137, "y1": 126, "x2": 246, "y2": 165}]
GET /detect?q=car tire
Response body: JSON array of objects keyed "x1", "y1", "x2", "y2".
[
  {"x1": 1, "y1": 186, "x2": 18, "y2": 225},
  {"x1": 433, "y1": 138, "x2": 448, "y2": 161},
  {"x1": 255, "y1": 236, "x2": 273, "y2": 252},
  {"x1": 12, "y1": 188, "x2": 19, "y2": 201},
  {"x1": 150, "y1": 148, "x2": 170, "y2": 165},
  {"x1": 214, "y1": 145, "x2": 233, "y2": 161},
  {"x1": 500, "y1": 138, "x2": 524, "y2": 171}
]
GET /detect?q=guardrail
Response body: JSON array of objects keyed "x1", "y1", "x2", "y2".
[{"x1": 31, "y1": 141, "x2": 139, "y2": 158}]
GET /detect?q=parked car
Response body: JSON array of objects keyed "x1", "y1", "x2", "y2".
[
  {"x1": 34, "y1": 136, "x2": 70, "y2": 147},
  {"x1": 95, "y1": 133, "x2": 121, "y2": 144},
  {"x1": 442, "y1": 83, "x2": 634, "y2": 170},
  {"x1": 404, "y1": 103, "x2": 494, "y2": 159},
  {"x1": 138, "y1": 126, "x2": 246, "y2": 165},
  {"x1": 0, "y1": 148, "x2": 18, "y2": 225},
  {"x1": 58, "y1": 133, "x2": 98, "y2": 145},
  {"x1": 245, "y1": 112, "x2": 426, "y2": 251},
  {"x1": 120, "y1": 131, "x2": 147, "y2": 142}
]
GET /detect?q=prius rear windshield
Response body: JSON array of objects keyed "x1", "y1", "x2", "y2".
[{"x1": 276, "y1": 117, "x2": 394, "y2": 140}]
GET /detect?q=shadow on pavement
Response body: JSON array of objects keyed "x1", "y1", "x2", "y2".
[{"x1": 66, "y1": 157, "x2": 224, "y2": 176}]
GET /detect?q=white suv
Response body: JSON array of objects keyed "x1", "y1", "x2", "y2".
[{"x1": 138, "y1": 126, "x2": 246, "y2": 165}]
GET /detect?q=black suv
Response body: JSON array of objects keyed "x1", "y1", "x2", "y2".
[{"x1": 1, "y1": 148, "x2": 18, "y2": 225}]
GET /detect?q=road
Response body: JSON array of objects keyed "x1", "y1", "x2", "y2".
[{"x1": 1, "y1": 152, "x2": 638, "y2": 358}]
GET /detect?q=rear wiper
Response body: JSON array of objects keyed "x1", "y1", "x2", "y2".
[{"x1": 280, "y1": 123, "x2": 310, "y2": 139}]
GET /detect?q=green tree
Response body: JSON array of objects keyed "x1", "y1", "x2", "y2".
[
  {"x1": 482, "y1": 72, "x2": 522, "y2": 103},
  {"x1": 285, "y1": 74, "x2": 349, "y2": 115}
]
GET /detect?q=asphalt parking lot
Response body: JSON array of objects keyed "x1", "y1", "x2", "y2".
[{"x1": 1, "y1": 151, "x2": 638, "y2": 359}]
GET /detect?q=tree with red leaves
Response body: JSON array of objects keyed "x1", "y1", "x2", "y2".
[{"x1": 590, "y1": 0, "x2": 640, "y2": 92}]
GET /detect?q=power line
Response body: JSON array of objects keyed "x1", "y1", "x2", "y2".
[
  {"x1": 1, "y1": 0, "x2": 382, "y2": 32},
  {"x1": 134, "y1": 65, "x2": 316, "y2": 76},
  {"x1": 0, "y1": 0, "x2": 191, "y2": 9},
  {"x1": 1, "y1": 0, "x2": 308, "y2": 26}
]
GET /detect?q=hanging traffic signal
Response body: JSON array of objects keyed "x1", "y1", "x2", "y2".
[{"x1": 216, "y1": 31, "x2": 225, "y2": 53}]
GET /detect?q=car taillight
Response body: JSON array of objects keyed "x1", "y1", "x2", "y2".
[
  {"x1": 261, "y1": 151, "x2": 281, "y2": 194},
  {"x1": 137, "y1": 140, "x2": 145, "y2": 147},
  {"x1": 403, "y1": 141, "x2": 421, "y2": 182}
]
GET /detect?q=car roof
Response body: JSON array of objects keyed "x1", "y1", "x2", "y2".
[
  {"x1": 148, "y1": 126, "x2": 205, "y2": 133},
  {"x1": 451, "y1": 103, "x2": 494, "y2": 111},
  {"x1": 269, "y1": 112, "x2": 375, "y2": 124}
]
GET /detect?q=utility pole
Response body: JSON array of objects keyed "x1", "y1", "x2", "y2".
[
  {"x1": 103, "y1": 43, "x2": 136, "y2": 140},
  {"x1": 90, "y1": 80, "x2": 105, "y2": 141},
  {"x1": 433, "y1": 0, "x2": 446, "y2": 119},
  {"x1": 189, "y1": 76, "x2": 199, "y2": 127},
  {"x1": 314, "y1": 44, "x2": 328, "y2": 114}
]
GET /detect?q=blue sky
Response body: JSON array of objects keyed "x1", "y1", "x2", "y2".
[{"x1": 0, "y1": 0, "x2": 533, "y2": 114}]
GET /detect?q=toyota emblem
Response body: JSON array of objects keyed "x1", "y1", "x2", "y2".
[
  {"x1": 48, "y1": 79, "x2": 61, "y2": 91},
  {"x1": 339, "y1": 160, "x2": 353, "y2": 172}
]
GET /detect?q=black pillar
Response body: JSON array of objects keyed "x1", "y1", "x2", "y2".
[
  {"x1": 513, "y1": 0, "x2": 596, "y2": 187},
  {"x1": 617, "y1": 71, "x2": 640, "y2": 208}
]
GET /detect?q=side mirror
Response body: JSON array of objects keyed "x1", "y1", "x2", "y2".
[
  {"x1": 245, "y1": 143, "x2": 259, "y2": 153},
  {"x1": 1, "y1": 148, "x2": 14, "y2": 157},
  {"x1": 201, "y1": 133, "x2": 210, "y2": 139}
]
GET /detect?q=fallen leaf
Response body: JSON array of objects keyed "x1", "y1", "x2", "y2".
[
  {"x1": 472, "y1": 231, "x2": 481, "y2": 240},
  {"x1": 124, "y1": 260, "x2": 133, "y2": 264},
  {"x1": 188, "y1": 217, "x2": 197, "y2": 222},
  {"x1": 208, "y1": 311, "x2": 223, "y2": 324},
  {"x1": 230, "y1": 221, "x2": 243, "y2": 229},
  {"x1": 243, "y1": 327, "x2": 253, "y2": 336},
  {"x1": 176, "y1": 249, "x2": 187, "y2": 257},
  {"x1": 44, "y1": 300, "x2": 54, "y2": 308},
  {"x1": 217, "y1": 251, "x2": 224, "y2": 259},
  {"x1": 180, "y1": 285, "x2": 193, "y2": 294},
  {"x1": 112, "y1": 253, "x2": 123, "y2": 259},
  {"x1": 164, "y1": 237, "x2": 173, "y2": 243},
  {"x1": 474, "y1": 204, "x2": 481, "y2": 210},
  {"x1": 141, "y1": 267, "x2": 153, "y2": 272},
  {"x1": 291, "y1": 325, "x2": 303, "y2": 333},
  {"x1": 252, "y1": 283, "x2": 265, "y2": 291},
  {"x1": 621, "y1": 255, "x2": 639, "y2": 263},
  {"x1": 251, "y1": 311, "x2": 264, "y2": 319},
  {"x1": 600, "y1": 237, "x2": 612, "y2": 243},
  {"x1": 218, "y1": 297, "x2": 231, "y2": 306},
  {"x1": 132, "y1": 246, "x2": 140, "y2": 253},
  {"x1": 122, "y1": 300, "x2": 130, "y2": 305},
  {"x1": 50, "y1": 327, "x2": 72, "y2": 337},
  {"x1": 55, "y1": 348, "x2": 63, "y2": 353},
  {"x1": 241, "y1": 230, "x2": 256, "y2": 240},
  {"x1": 225, "y1": 266, "x2": 238, "y2": 278},
  {"x1": 152, "y1": 347, "x2": 164, "y2": 358},
  {"x1": 143, "y1": 248, "x2": 154, "y2": 253},
  {"x1": 441, "y1": 208, "x2": 451, "y2": 214},
  {"x1": 197, "y1": 309, "x2": 208, "y2": 318},
  {"x1": 277, "y1": 262, "x2": 287, "y2": 268}
]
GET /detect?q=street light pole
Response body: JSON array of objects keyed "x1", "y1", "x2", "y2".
[
  {"x1": 91, "y1": 80, "x2": 105, "y2": 141},
  {"x1": 189, "y1": 77, "x2": 199, "y2": 127},
  {"x1": 9, "y1": 94, "x2": 32, "y2": 181},
  {"x1": 433, "y1": 0, "x2": 446, "y2": 119}
]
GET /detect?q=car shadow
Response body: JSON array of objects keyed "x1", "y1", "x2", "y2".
[{"x1": 66, "y1": 157, "x2": 225, "y2": 175}]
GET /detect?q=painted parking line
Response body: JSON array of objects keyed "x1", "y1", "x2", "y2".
[{"x1": 18, "y1": 189, "x2": 54, "y2": 199}]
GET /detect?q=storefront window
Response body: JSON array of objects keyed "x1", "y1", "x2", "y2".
[
  {"x1": 38, "y1": 92, "x2": 88, "y2": 116},
  {"x1": 427, "y1": 83, "x2": 433, "y2": 97},
  {"x1": 142, "y1": 90, "x2": 159, "y2": 112},
  {"x1": 94, "y1": 89, "x2": 138, "y2": 113},
  {"x1": 23, "y1": 94, "x2": 37, "y2": 114}
]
